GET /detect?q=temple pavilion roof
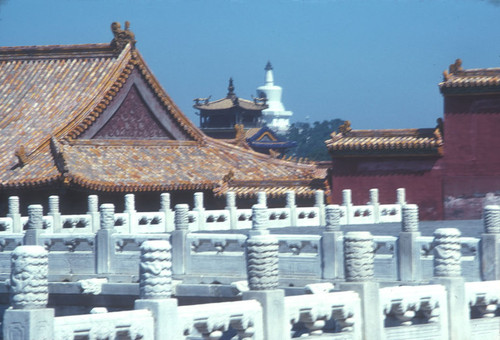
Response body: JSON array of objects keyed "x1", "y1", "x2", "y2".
[
  {"x1": 325, "y1": 121, "x2": 443, "y2": 157},
  {"x1": 0, "y1": 22, "x2": 323, "y2": 198},
  {"x1": 193, "y1": 78, "x2": 267, "y2": 112}
]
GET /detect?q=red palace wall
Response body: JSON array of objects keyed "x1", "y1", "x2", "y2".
[
  {"x1": 442, "y1": 94, "x2": 500, "y2": 219},
  {"x1": 328, "y1": 92, "x2": 500, "y2": 220},
  {"x1": 329, "y1": 157, "x2": 444, "y2": 220}
]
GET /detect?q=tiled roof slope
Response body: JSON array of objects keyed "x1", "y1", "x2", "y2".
[
  {"x1": 440, "y1": 59, "x2": 500, "y2": 94},
  {"x1": 60, "y1": 138, "x2": 321, "y2": 196},
  {"x1": 0, "y1": 23, "x2": 322, "y2": 197},
  {"x1": 326, "y1": 122, "x2": 443, "y2": 157}
]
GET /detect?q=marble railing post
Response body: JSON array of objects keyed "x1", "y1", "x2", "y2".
[
  {"x1": 95, "y1": 204, "x2": 116, "y2": 274},
  {"x1": 257, "y1": 191, "x2": 267, "y2": 208},
  {"x1": 7, "y1": 196, "x2": 21, "y2": 233},
  {"x1": 171, "y1": 204, "x2": 189, "y2": 276},
  {"x1": 396, "y1": 188, "x2": 406, "y2": 206},
  {"x1": 243, "y1": 204, "x2": 286, "y2": 340},
  {"x1": 338, "y1": 232, "x2": 383, "y2": 340},
  {"x1": 48, "y1": 195, "x2": 62, "y2": 233},
  {"x1": 23, "y1": 205, "x2": 44, "y2": 246},
  {"x1": 87, "y1": 195, "x2": 100, "y2": 233},
  {"x1": 124, "y1": 194, "x2": 137, "y2": 233},
  {"x1": 481, "y1": 205, "x2": 500, "y2": 280},
  {"x1": 3, "y1": 245, "x2": 54, "y2": 339},
  {"x1": 160, "y1": 193, "x2": 174, "y2": 232},
  {"x1": 369, "y1": 188, "x2": 380, "y2": 223},
  {"x1": 225, "y1": 192, "x2": 238, "y2": 230},
  {"x1": 322, "y1": 205, "x2": 344, "y2": 280},
  {"x1": 135, "y1": 240, "x2": 179, "y2": 340},
  {"x1": 431, "y1": 228, "x2": 469, "y2": 340},
  {"x1": 286, "y1": 191, "x2": 297, "y2": 227},
  {"x1": 398, "y1": 204, "x2": 422, "y2": 282},
  {"x1": 342, "y1": 189, "x2": 353, "y2": 225},
  {"x1": 314, "y1": 190, "x2": 326, "y2": 226},
  {"x1": 160, "y1": 192, "x2": 175, "y2": 233},
  {"x1": 193, "y1": 192, "x2": 205, "y2": 231}
]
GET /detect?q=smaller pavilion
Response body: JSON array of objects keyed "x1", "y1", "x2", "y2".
[{"x1": 194, "y1": 79, "x2": 267, "y2": 139}]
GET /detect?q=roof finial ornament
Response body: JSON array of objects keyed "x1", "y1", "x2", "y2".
[
  {"x1": 443, "y1": 59, "x2": 463, "y2": 81},
  {"x1": 449, "y1": 58, "x2": 463, "y2": 74},
  {"x1": 110, "y1": 21, "x2": 136, "y2": 52},
  {"x1": 227, "y1": 77, "x2": 236, "y2": 98},
  {"x1": 338, "y1": 120, "x2": 352, "y2": 135}
]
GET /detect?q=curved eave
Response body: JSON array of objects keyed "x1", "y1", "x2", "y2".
[
  {"x1": 0, "y1": 175, "x2": 63, "y2": 189},
  {"x1": 66, "y1": 174, "x2": 219, "y2": 193}
]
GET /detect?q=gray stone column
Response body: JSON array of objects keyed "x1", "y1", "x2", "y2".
[
  {"x1": 431, "y1": 228, "x2": 469, "y2": 340},
  {"x1": 124, "y1": 193, "x2": 137, "y2": 233},
  {"x1": 171, "y1": 204, "x2": 189, "y2": 276},
  {"x1": 342, "y1": 189, "x2": 353, "y2": 224},
  {"x1": 369, "y1": 188, "x2": 380, "y2": 223},
  {"x1": 48, "y1": 195, "x2": 61, "y2": 233},
  {"x1": 322, "y1": 205, "x2": 344, "y2": 280},
  {"x1": 286, "y1": 191, "x2": 297, "y2": 227},
  {"x1": 481, "y1": 205, "x2": 500, "y2": 280},
  {"x1": 225, "y1": 191, "x2": 238, "y2": 230},
  {"x1": 3, "y1": 245, "x2": 54, "y2": 340},
  {"x1": 7, "y1": 196, "x2": 21, "y2": 233},
  {"x1": 314, "y1": 190, "x2": 326, "y2": 226},
  {"x1": 243, "y1": 209, "x2": 286, "y2": 340},
  {"x1": 160, "y1": 193, "x2": 174, "y2": 232},
  {"x1": 95, "y1": 204, "x2": 116, "y2": 274},
  {"x1": 398, "y1": 204, "x2": 422, "y2": 282},
  {"x1": 87, "y1": 195, "x2": 100, "y2": 232},
  {"x1": 135, "y1": 240, "x2": 179, "y2": 340},
  {"x1": 338, "y1": 232, "x2": 383, "y2": 340},
  {"x1": 23, "y1": 205, "x2": 44, "y2": 246}
]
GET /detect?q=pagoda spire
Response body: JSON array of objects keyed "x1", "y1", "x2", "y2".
[
  {"x1": 265, "y1": 61, "x2": 274, "y2": 86},
  {"x1": 227, "y1": 77, "x2": 236, "y2": 98}
]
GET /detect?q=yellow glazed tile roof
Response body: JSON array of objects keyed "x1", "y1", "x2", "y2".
[
  {"x1": 326, "y1": 124, "x2": 443, "y2": 157},
  {"x1": 0, "y1": 24, "x2": 323, "y2": 197},
  {"x1": 439, "y1": 59, "x2": 500, "y2": 92}
]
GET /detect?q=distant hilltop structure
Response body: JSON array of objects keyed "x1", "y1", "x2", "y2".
[{"x1": 256, "y1": 62, "x2": 293, "y2": 134}]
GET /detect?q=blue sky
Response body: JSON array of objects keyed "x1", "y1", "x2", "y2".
[{"x1": 1, "y1": 0, "x2": 500, "y2": 130}]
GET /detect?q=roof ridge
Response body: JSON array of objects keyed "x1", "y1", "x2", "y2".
[{"x1": 0, "y1": 43, "x2": 118, "y2": 61}]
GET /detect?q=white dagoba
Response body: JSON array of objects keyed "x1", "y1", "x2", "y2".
[{"x1": 256, "y1": 62, "x2": 293, "y2": 134}]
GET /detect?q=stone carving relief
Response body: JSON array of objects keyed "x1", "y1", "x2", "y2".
[
  {"x1": 246, "y1": 235, "x2": 279, "y2": 290},
  {"x1": 344, "y1": 232, "x2": 374, "y2": 282},
  {"x1": 10, "y1": 246, "x2": 48, "y2": 309},
  {"x1": 433, "y1": 228, "x2": 461, "y2": 277},
  {"x1": 139, "y1": 240, "x2": 172, "y2": 299}
]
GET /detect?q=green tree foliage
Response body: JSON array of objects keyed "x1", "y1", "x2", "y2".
[{"x1": 285, "y1": 119, "x2": 345, "y2": 161}]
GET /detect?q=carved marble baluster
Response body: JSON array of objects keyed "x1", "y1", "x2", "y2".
[
  {"x1": 10, "y1": 245, "x2": 49, "y2": 309},
  {"x1": 402, "y1": 204, "x2": 419, "y2": 232},
  {"x1": 139, "y1": 240, "x2": 172, "y2": 300},
  {"x1": 344, "y1": 232, "x2": 375, "y2": 282},
  {"x1": 484, "y1": 205, "x2": 500, "y2": 234},
  {"x1": 433, "y1": 228, "x2": 461, "y2": 277},
  {"x1": 246, "y1": 235, "x2": 279, "y2": 291}
]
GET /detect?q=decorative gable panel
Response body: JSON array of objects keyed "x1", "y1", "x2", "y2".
[{"x1": 93, "y1": 84, "x2": 173, "y2": 139}]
